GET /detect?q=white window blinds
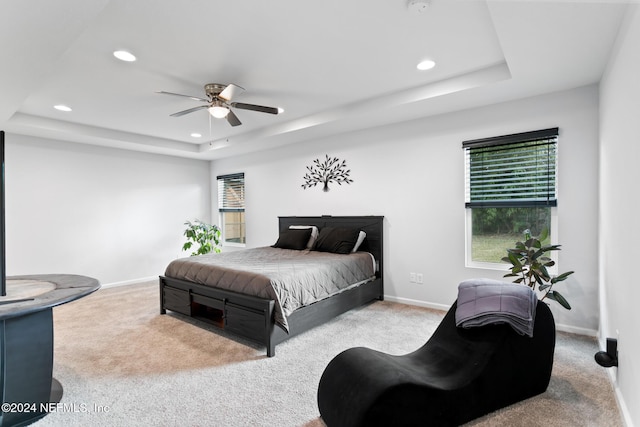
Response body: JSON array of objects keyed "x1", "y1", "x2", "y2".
[
  {"x1": 217, "y1": 173, "x2": 245, "y2": 212},
  {"x1": 463, "y1": 128, "x2": 558, "y2": 208}
]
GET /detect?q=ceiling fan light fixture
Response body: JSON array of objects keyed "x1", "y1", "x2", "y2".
[
  {"x1": 158, "y1": 83, "x2": 277, "y2": 126},
  {"x1": 209, "y1": 104, "x2": 230, "y2": 119}
]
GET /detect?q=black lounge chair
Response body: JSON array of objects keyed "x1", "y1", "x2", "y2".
[{"x1": 317, "y1": 300, "x2": 555, "y2": 427}]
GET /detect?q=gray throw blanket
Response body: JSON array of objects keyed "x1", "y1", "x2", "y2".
[{"x1": 455, "y1": 278, "x2": 538, "y2": 337}]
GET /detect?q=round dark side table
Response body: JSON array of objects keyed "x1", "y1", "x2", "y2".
[{"x1": 0, "y1": 274, "x2": 99, "y2": 427}]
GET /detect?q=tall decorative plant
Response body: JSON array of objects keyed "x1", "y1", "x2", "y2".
[
  {"x1": 182, "y1": 220, "x2": 221, "y2": 256},
  {"x1": 502, "y1": 228, "x2": 574, "y2": 310}
]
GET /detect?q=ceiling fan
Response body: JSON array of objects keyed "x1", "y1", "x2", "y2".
[{"x1": 156, "y1": 83, "x2": 279, "y2": 127}]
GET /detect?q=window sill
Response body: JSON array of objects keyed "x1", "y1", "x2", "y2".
[
  {"x1": 465, "y1": 260, "x2": 559, "y2": 277},
  {"x1": 223, "y1": 242, "x2": 246, "y2": 249},
  {"x1": 465, "y1": 261, "x2": 511, "y2": 271}
]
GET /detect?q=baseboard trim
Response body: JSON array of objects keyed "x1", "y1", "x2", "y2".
[
  {"x1": 608, "y1": 369, "x2": 633, "y2": 427},
  {"x1": 555, "y1": 322, "x2": 598, "y2": 337},
  {"x1": 599, "y1": 330, "x2": 633, "y2": 427},
  {"x1": 384, "y1": 295, "x2": 599, "y2": 337},
  {"x1": 101, "y1": 276, "x2": 157, "y2": 289},
  {"x1": 98, "y1": 286, "x2": 602, "y2": 338},
  {"x1": 383, "y1": 295, "x2": 450, "y2": 312}
]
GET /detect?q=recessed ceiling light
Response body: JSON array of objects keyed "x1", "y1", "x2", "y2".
[
  {"x1": 190, "y1": 133, "x2": 202, "y2": 138},
  {"x1": 113, "y1": 50, "x2": 136, "y2": 62},
  {"x1": 53, "y1": 104, "x2": 72, "y2": 112},
  {"x1": 417, "y1": 59, "x2": 436, "y2": 71}
]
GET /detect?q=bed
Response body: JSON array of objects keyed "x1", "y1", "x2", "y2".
[{"x1": 159, "y1": 215, "x2": 384, "y2": 357}]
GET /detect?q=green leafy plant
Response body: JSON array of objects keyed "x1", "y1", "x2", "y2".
[
  {"x1": 182, "y1": 220, "x2": 221, "y2": 256},
  {"x1": 502, "y1": 228, "x2": 574, "y2": 310}
]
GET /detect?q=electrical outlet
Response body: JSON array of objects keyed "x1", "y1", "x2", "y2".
[
  {"x1": 410, "y1": 272, "x2": 416, "y2": 282},
  {"x1": 416, "y1": 273, "x2": 423, "y2": 284}
]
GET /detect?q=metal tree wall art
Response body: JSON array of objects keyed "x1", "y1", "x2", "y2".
[{"x1": 301, "y1": 154, "x2": 353, "y2": 192}]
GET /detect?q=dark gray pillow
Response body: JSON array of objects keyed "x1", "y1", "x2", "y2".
[
  {"x1": 272, "y1": 228, "x2": 313, "y2": 250},
  {"x1": 313, "y1": 227, "x2": 361, "y2": 254}
]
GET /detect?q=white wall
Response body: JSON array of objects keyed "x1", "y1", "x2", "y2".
[
  {"x1": 5, "y1": 134, "x2": 211, "y2": 285},
  {"x1": 599, "y1": 5, "x2": 640, "y2": 426},
  {"x1": 212, "y1": 84, "x2": 600, "y2": 333}
]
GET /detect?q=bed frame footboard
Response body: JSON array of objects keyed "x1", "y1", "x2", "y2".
[
  {"x1": 160, "y1": 275, "x2": 278, "y2": 355},
  {"x1": 160, "y1": 275, "x2": 382, "y2": 357}
]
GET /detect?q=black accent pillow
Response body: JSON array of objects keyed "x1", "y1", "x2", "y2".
[
  {"x1": 272, "y1": 228, "x2": 313, "y2": 250},
  {"x1": 313, "y1": 227, "x2": 361, "y2": 254}
]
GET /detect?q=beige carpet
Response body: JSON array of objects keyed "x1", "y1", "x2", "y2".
[{"x1": 32, "y1": 281, "x2": 622, "y2": 426}]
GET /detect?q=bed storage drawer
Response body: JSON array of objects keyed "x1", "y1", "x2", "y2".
[
  {"x1": 163, "y1": 286, "x2": 191, "y2": 316},
  {"x1": 192, "y1": 293, "x2": 224, "y2": 310},
  {"x1": 226, "y1": 304, "x2": 267, "y2": 342}
]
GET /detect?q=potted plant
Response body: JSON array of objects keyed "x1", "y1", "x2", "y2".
[
  {"x1": 502, "y1": 228, "x2": 574, "y2": 310},
  {"x1": 182, "y1": 219, "x2": 221, "y2": 256}
]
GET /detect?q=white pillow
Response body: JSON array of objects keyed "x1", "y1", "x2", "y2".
[
  {"x1": 289, "y1": 225, "x2": 319, "y2": 250},
  {"x1": 351, "y1": 230, "x2": 366, "y2": 252}
]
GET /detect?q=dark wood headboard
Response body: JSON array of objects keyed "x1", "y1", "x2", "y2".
[{"x1": 278, "y1": 216, "x2": 384, "y2": 278}]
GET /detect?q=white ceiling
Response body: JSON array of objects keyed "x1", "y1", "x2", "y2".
[{"x1": 0, "y1": 0, "x2": 631, "y2": 160}]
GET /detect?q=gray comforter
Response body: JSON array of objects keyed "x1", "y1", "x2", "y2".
[{"x1": 164, "y1": 247, "x2": 376, "y2": 332}]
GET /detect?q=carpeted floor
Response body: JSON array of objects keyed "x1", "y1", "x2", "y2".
[{"x1": 32, "y1": 281, "x2": 622, "y2": 426}]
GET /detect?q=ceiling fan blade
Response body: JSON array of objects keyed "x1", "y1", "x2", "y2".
[
  {"x1": 231, "y1": 102, "x2": 278, "y2": 115},
  {"x1": 226, "y1": 110, "x2": 242, "y2": 126},
  {"x1": 170, "y1": 105, "x2": 209, "y2": 117},
  {"x1": 156, "y1": 91, "x2": 209, "y2": 103},
  {"x1": 219, "y1": 84, "x2": 245, "y2": 101}
]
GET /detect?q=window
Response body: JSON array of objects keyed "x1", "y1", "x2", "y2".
[
  {"x1": 217, "y1": 173, "x2": 245, "y2": 245},
  {"x1": 463, "y1": 128, "x2": 558, "y2": 267}
]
